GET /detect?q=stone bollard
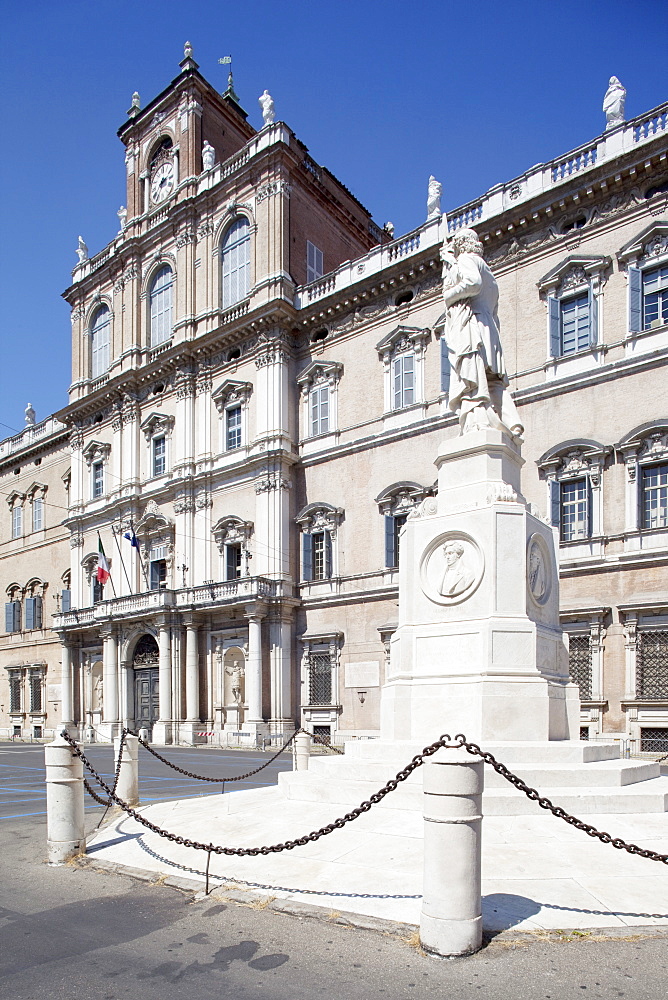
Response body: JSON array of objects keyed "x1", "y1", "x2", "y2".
[
  {"x1": 420, "y1": 748, "x2": 484, "y2": 958},
  {"x1": 138, "y1": 726, "x2": 149, "y2": 743},
  {"x1": 113, "y1": 734, "x2": 139, "y2": 807},
  {"x1": 293, "y1": 731, "x2": 311, "y2": 770},
  {"x1": 45, "y1": 733, "x2": 86, "y2": 865}
]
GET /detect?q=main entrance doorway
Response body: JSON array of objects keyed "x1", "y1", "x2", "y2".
[{"x1": 133, "y1": 635, "x2": 159, "y2": 735}]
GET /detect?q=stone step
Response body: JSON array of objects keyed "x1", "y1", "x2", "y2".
[{"x1": 342, "y1": 739, "x2": 621, "y2": 765}]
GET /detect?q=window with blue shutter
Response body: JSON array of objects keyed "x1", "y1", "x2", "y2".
[
  {"x1": 548, "y1": 296, "x2": 561, "y2": 357},
  {"x1": 440, "y1": 338, "x2": 451, "y2": 394},
  {"x1": 61, "y1": 589, "x2": 71, "y2": 613},
  {"x1": 393, "y1": 353, "x2": 415, "y2": 409},
  {"x1": 589, "y1": 290, "x2": 599, "y2": 348},
  {"x1": 642, "y1": 265, "x2": 668, "y2": 331},
  {"x1": 549, "y1": 479, "x2": 561, "y2": 528},
  {"x1": 302, "y1": 533, "x2": 313, "y2": 581},
  {"x1": 385, "y1": 514, "x2": 407, "y2": 568},
  {"x1": 628, "y1": 266, "x2": 642, "y2": 334},
  {"x1": 5, "y1": 601, "x2": 21, "y2": 633},
  {"x1": 560, "y1": 294, "x2": 590, "y2": 355},
  {"x1": 306, "y1": 241, "x2": 324, "y2": 283}
]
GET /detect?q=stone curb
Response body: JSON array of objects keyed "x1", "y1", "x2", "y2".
[{"x1": 76, "y1": 855, "x2": 668, "y2": 946}]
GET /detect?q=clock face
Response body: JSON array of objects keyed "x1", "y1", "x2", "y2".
[{"x1": 150, "y1": 161, "x2": 175, "y2": 203}]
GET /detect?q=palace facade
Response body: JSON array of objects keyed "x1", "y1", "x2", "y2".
[{"x1": 2, "y1": 49, "x2": 667, "y2": 749}]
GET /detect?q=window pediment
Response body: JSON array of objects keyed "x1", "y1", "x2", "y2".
[
  {"x1": 82, "y1": 440, "x2": 111, "y2": 466},
  {"x1": 376, "y1": 325, "x2": 429, "y2": 359},
  {"x1": 295, "y1": 502, "x2": 344, "y2": 534},
  {"x1": 26, "y1": 481, "x2": 47, "y2": 499},
  {"x1": 616, "y1": 421, "x2": 668, "y2": 470},
  {"x1": 135, "y1": 498, "x2": 172, "y2": 535},
  {"x1": 537, "y1": 440, "x2": 610, "y2": 483},
  {"x1": 5, "y1": 491, "x2": 25, "y2": 509},
  {"x1": 537, "y1": 256, "x2": 610, "y2": 295},
  {"x1": 618, "y1": 222, "x2": 668, "y2": 266},
  {"x1": 140, "y1": 412, "x2": 175, "y2": 441},
  {"x1": 374, "y1": 481, "x2": 434, "y2": 515},
  {"x1": 212, "y1": 516, "x2": 253, "y2": 551},
  {"x1": 212, "y1": 379, "x2": 252, "y2": 411},
  {"x1": 296, "y1": 361, "x2": 342, "y2": 395}
]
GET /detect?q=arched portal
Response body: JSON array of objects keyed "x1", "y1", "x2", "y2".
[{"x1": 133, "y1": 634, "x2": 159, "y2": 734}]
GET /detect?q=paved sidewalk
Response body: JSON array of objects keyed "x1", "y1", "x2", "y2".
[{"x1": 87, "y1": 782, "x2": 668, "y2": 933}]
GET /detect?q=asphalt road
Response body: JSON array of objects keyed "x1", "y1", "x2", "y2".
[
  {"x1": 0, "y1": 740, "x2": 294, "y2": 822},
  {"x1": 1, "y1": 742, "x2": 667, "y2": 999}
]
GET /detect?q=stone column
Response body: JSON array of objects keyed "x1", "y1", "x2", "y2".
[
  {"x1": 102, "y1": 630, "x2": 119, "y2": 727},
  {"x1": 59, "y1": 639, "x2": 74, "y2": 729},
  {"x1": 269, "y1": 612, "x2": 293, "y2": 734},
  {"x1": 185, "y1": 620, "x2": 199, "y2": 722},
  {"x1": 245, "y1": 608, "x2": 265, "y2": 725},
  {"x1": 153, "y1": 621, "x2": 173, "y2": 745}
]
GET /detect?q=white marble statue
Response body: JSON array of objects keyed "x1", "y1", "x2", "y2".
[
  {"x1": 603, "y1": 76, "x2": 626, "y2": 130},
  {"x1": 184, "y1": 40, "x2": 193, "y2": 60},
  {"x1": 427, "y1": 175, "x2": 442, "y2": 219},
  {"x1": 24, "y1": 403, "x2": 35, "y2": 426},
  {"x1": 202, "y1": 140, "x2": 215, "y2": 170},
  {"x1": 76, "y1": 236, "x2": 89, "y2": 263},
  {"x1": 226, "y1": 660, "x2": 245, "y2": 704},
  {"x1": 384, "y1": 221, "x2": 395, "y2": 238},
  {"x1": 441, "y1": 228, "x2": 523, "y2": 437},
  {"x1": 117, "y1": 205, "x2": 127, "y2": 231},
  {"x1": 131, "y1": 91, "x2": 141, "y2": 110},
  {"x1": 258, "y1": 89, "x2": 276, "y2": 126}
]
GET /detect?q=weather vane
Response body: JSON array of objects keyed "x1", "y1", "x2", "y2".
[{"x1": 218, "y1": 55, "x2": 239, "y2": 101}]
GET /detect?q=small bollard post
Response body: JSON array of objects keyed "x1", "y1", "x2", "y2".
[
  {"x1": 45, "y1": 732, "x2": 86, "y2": 865},
  {"x1": 138, "y1": 726, "x2": 149, "y2": 743},
  {"x1": 420, "y1": 748, "x2": 484, "y2": 958},
  {"x1": 113, "y1": 734, "x2": 139, "y2": 807},
  {"x1": 293, "y1": 731, "x2": 311, "y2": 770}
]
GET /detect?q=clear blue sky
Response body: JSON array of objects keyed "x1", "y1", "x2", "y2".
[{"x1": 0, "y1": 0, "x2": 666, "y2": 437}]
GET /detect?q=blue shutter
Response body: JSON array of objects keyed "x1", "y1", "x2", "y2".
[
  {"x1": 61, "y1": 589, "x2": 71, "y2": 613},
  {"x1": 549, "y1": 479, "x2": 561, "y2": 529},
  {"x1": 25, "y1": 598, "x2": 34, "y2": 630},
  {"x1": 586, "y1": 477, "x2": 593, "y2": 538},
  {"x1": 548, "y1": 297, "x2": 561, "y2": 356},
  {"x1": 589, "y1": 289, "x2": 598, "y2": 347},
  {"x1": 628, "y1": 267, "x2": 642, "y2": 333},
  {"x1": 5, "y1": 602, "x2": 14, "y2": 633},
  {"x1": 324, "y1": 531, "x2": 332, "y2": 578},
  {"x1": 302, "y1": 534, "x2": 312, "y2": 581},
  {"x1": 385, "y1": 516, "x2": 396, "y2": 567},
  {"x1": 440, "y1": 338, "x2": 451, "y2": 394}
]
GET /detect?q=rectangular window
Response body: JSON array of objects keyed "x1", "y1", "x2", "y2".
[
  {"x1": 150, "y1": 559, "x2": 167, "y2": 591},
  {"x1": 93, "y1": 579, "x2": 104, "y2": 603},
  {"x1": 309, "y1": 384, "x2": 329, "y2": 436},
  {"x1": 312, "y1": 531, "x2": 332, "y2": 580},
  {"x1": 560, "y1": 478, "x2": 589, "y2": 541},
  {"x1": 5, "y1": 601, "x2": 21, "y2": 633},
  {"x1": 641, "y1": 463, "x2": 668, "y2": 529},
  {"x1": 24, "y1": 597, "x2": 43, "y2": 630},
  {"x1": 32, "y1": 497, "x2": 43, "y2": 532},
  {"x1": 92, "y1": 461, "x2": 104, "y2": 499},
  {"x1": 636, "y1": 630, "x2": 668, "y2": 699},
  {"x1": 560, "y1": 294, "x2": 590, "y2": 354},
  {"x1": 61, "y1": 589, "x2": 72, "y2": 613},
  {"x1": 152, "y1": 436, "x2": 166, "y2": 477},
  {"x1": 29, "y1": 672, "x2": 42, "y2": 713},
  {"x1": 306, "y1": 241, "x2": 324, "y2": 283},
  {"x1": 393, "y1": 353, "x2": 415, "y2": 410},
  {"x1": 640, "y1": 727, "x2": 668, "y2": 753},
  {"x1": 226, "y1": 544, "x2": 242, "y2": 580},
  {"x1": 385, "y1": 514, "x2": 407, "y2": 568},
  {"x1": 226, "y1": 406, "x2": 242, "y2": 450},
  {"x1": 642, "y1": 265, "x2": 668, "y2": 330},
  {"x1": 308, "y1": 651, "x2": 332, "y2": 705},
  {"x1": 12, "y1": 505, "x2": 22, "y2": 539},
  {"x1": 568, "y1": 633, "x2": 592, "y2": 700},
  {"x1": 9, "y1": 673, "x2": 21, "y2": 712}
]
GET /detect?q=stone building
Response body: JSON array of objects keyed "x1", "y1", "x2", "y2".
[{"x1": 1, "y1": 49, "x2": 667, "y2": 748}]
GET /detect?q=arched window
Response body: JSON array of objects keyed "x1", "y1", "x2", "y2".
[
  {"x1": 91, "y1": 306, "x2": 110, "y2": 378},
  {"x1": 149, "y1": 266, "x2": 173, "y2": 347},
  {"x1": 221, "y1": 218, "x2": 250, "y2": 309}
]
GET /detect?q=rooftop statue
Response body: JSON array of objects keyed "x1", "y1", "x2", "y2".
[
  {"x1": 427, "y1": 175, "x2": 442, "y2": 219},
  {"x1": 259, "y1": 89, "x2": 276, "y2": 126},
  {"x1": 202, "y1": 140, "x2": 215, "y2": 170},
  {"x1": 76, "y1": 236, "x2": 89, "y2": 263},
  {"x1": 603, "y1": 76, "x2": 626, "y2": 130},
  {"x1": 441, "y1": 228, "x2": 523, "y2": 437}
]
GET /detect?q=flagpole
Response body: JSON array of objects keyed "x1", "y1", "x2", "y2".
[
  {"x1": 98, "y1": 532, "x2": 117, "y2": 598},
  {"x1": 111, "y1": 525, "x2": 133, "y2": 595},
  {"x1": 131, "y1": 522, "x2": 150, "y2": 591}
]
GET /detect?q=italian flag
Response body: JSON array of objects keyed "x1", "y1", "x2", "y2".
[{"x1": 97, "y1": 536, "x2": 110, "y2": 585}]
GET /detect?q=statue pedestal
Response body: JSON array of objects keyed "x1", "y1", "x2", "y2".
[{"x1": 380, "y1": 429, "x2": 580, "y2": 744}]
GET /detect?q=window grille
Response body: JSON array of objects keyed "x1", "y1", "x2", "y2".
[
  {"x1": 222, "y1": 218, "x2": 250, "y2": 309},
  {"x1": 641, "y1": 463, "x2": 668, "y2": 530},
  {"x1": 640, "y1": 727, "x2": 668, "y2": 753},
  {"x1": 568, "y1": 633, "x2": 592, "y2": 700},
  {"x1": 560, "y1": 478, "x2": 589, "y2": 541},
  {"x1": 579, "y1": 726, "x2": 590, "y2": 741},
  {"x1": 91, "y1": 306, "x2": 110, "y2": 378},
  {"x1": 226, "y1": 406, "x2": 242, "y2": 450},
  {"x1": 312, "y1": 724, "x2": 331, "y2": 744},
  {"x1": 636, "y1": 630, "x2": 668, "y2": 699},
  {"x1": 9, "y1": 673, "x2": 21, "y2": 713},
  {"x1": 29, "y1": 672, "x2": 42, "y2": 713},
  {"x1": 149, "y1": 266, "x2": 173, "y2": 347},
  {"x1": 308, "y1": 652, "x2": 332, "y2": 705}
]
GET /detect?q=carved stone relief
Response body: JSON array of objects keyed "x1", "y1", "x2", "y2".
[
  {"x1": 527, "y1": 534, "x2": 551, "y2": 606},
  {"x1": 419, "y1": 531, "x2": 484, "y2": 605}
]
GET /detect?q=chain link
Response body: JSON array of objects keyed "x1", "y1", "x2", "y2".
[
  {"x1": 135, "y1": 729, "x2": 303, "y2": 783},
  {"x1": 62, "y1": 730, "x2": 668, "y2": 866},
  {"x1": 83, "y1": 729, "x2": 127, "y2": 807}
]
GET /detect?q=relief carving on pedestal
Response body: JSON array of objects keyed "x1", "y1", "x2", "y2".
[
  {"x1": 419, "y1": 531, "x2": 484, "y2": 606},
  {"x1": 527, "y1": 533, "x2": 551, "y2": 606}
]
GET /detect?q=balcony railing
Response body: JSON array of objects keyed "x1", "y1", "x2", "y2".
[{"x1": 53, "y1": 576, "x2": 279, "y2": 629}]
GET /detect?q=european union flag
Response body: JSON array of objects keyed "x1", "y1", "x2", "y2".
[{"x1": 124, "y1": 530, "x2": 139, "y2": 549}]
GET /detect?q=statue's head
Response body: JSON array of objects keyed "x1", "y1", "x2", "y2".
[{"x1": 449, "y1": 228, "x2": 483, "y2": 257}]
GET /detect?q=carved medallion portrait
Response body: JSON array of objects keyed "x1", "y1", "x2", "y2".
[
  {"x1": 419, "y1": 531, "x2": 484, "y2": 606},
  {"x1": 527, "y1": 533, "x2": 551, "y2": 606}
]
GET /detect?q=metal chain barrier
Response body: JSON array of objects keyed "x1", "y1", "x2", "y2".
[
  {"x1": 83, "y1": 729, "x2": 127, "y2": 809},
  {"x1": 62, "y1": 730, "x2": 668, "y2": 865},
  {"x1": 135, "y1": 729, "x2": 303, "y2": 784},
  {"x1": 311, "y1": 735, "x2": 344, "y2": 754}
]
